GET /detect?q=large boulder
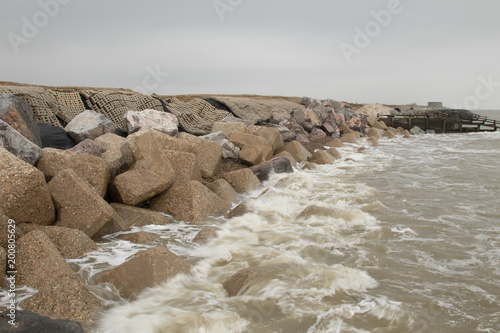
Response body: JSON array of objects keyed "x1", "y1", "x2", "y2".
[
  {"x1": 223, "y1": 265, "x2": 288, "y2": 297},
  {"x1": 212, "y1": 122, "x2": 248, "y2": 137},
  {"x1": 38, "y1": 123, "x2": 76, "y2": 150},
  {"x1": 0, "y1": 310, "x2": 85, "y2": 333},
  {"x1": 0, "y1": 119, "x2": 42, "y2": 165},
  {"x1": 213, "y1": 138, "x2": 240, "y2": 159},
  {"x1": 410, "y1": 126, "x2": 425, "y2": 135},
  {"x1": 17, "y1": 230, "x2": 101, "y2": 324},
  {"x1": 293, "y1": 108, "x2": 322, "y2": 132},
  {"x1": 355, "y1": 104, "x2": 392, "y2": 120},
  {"x1": 269, "y1": 111, "x2": 295, "y2": 129},
  {"x1": 48, "y1": 169, "x2": 115, "y2": 239},
  {"x1": 239, "y1": 143, "x2": 273, "y2": 166},
  {"x1": 67, "y1": 139, "x2": 104, "y2": 157},
  {"x1": 94, "y1": 246, "x2": 191, "y2": 299},
  {"x1": 0, "y1": 148, "x2": 55, "y2": 225},
  {"x1": 162, "y1": 149, "x2": 202, "y2": 184},
  {"x1": 254, "y1": 127, "x2": 284, "y2": 152},
  {"x1": 221, "y1": 168, "x2": 262, "y2": 193},
  {"x1": 0, "y1": 94, "x2": 42, "y2": 147},
  {"x1": 94, "y1": 133, "x2": 131, "y2": 178},
  {"x1": 249, "y1": 156, "x2": 293, "y2": 182},
  {"x1": 178, "y1": 133, "x2": 222, "y2": 178},
  {"x1": 38, "y1": 226, "x2": 99, "y2": 259},
  {"x1": 325, "y1": 138, "x2": 343, "y2": 148},
  {"x1": 206, "y1": 179, "x2": 239, "y2": 206},
  {"x1": 309, "y1": 127, "x2": 326, "y2": 141},
  {"x1": 326, "y1": 147, "x2": 342, "y2": 160},
  {"x1": 109, "y1": 153, "x2": 176, "y2": 206},
  {"x1": 309, "y1": 150, "x2": 336, "y2": 165},
  {"x1": 124, "y1": 109, "x2": 179, "y2": 136},
  {"x1": 276, "y1": 141, "x2": 312, "y2": 163},
  {"x1": 65, "y1": 110, "x2": 116, "y2": 143},
  {"x1": 110, "y1": 203, "x2": 174, "y2": 229},
  {"x1": 117, "y1": 231, "x2": 160, "y2": 245},
  {"x1": 92, "y1": 209, "x2": 128, "y2": 239},
  {"x1": 366, "y1": 127, "x2": 382, "y2": 139},
  {"x1": 36, "y1": 148, "x2": 111, "y2": 197},
  {"x1": 228, "y1": 131, "x2": 268, "y2": 149},
  {"x1": 273, "y1": 151, "x2": 298, "y2": 167},
  {"x1": 340, "y1": 132, "x2": 360, "y2": 144},
  {"x1": 192, "y1": 226, "x2": 221, "y2": 245},
  {"x1": 150, "y1": 181, "x2": 229, "y2": 223}
]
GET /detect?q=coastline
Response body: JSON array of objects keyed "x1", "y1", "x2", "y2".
[{"x1": 0, "y1": 82, "x2": 492, "y2": 331}]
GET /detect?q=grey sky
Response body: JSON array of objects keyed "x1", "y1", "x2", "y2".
[{"x1": 1, "y1": 0, "x2": 499, "y2": 109}]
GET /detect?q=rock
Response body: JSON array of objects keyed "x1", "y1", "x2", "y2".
[
  {"x1": 270, "y1": 111, "x2": 295, "y2": 129},
  {"x1": 300, "y1": 97, "x2": 322, "y2": 108},
  {"x1": 89, "y1": 209, "x2": 128, "y2": 239},
  {"x1": 38, "y1": 123, "x2": 76, "y2": 150},
  {"x1": 326, "y1": 147, "x2": 342, "y2": 159},
  {"x1": 36, "y1": 148, "x2": 111, "y2": 197},
  {"x1": 293, "y1": 108, "x2": 322, "y2": 133},
  {"x1": 17, "y1": 230, "x2": 101, "y2": 324},
  {"x1": 228, "y1": 131, "x2": 268, "y2": 149},
  {"x1": 150, "y1": 180, "x2": 229, "y2": 223},
  {"x1": 67, "y1": 139, "x2": 104, "y2": 157},
  {"x1": 221, "y1": 168, "x2": 262, "y2": 193},
  {"x1": 0, "y1": 119, "x2": 42, "y2": 165},
  {"x1": 212, "y1": 122, "x2": 248, "y2": 137},
  {"x1": 0, "y1": 310, "x2": 85, "y2": 333},
  {"x1": 301, "y1": 162, "x2": 317, "y2": 170},
  {"x1": 124, "y1": 109, "x2": 179, "y2": 136},
  {"x1": 276, "y1": 141, "x2": 312, "y2": 163},
  {"x1": 296, "y1": 133, "x2": 310, "y2": 143},
  {"x1": 336, "y1": 108, "x2": 359, "y2": 121},
  {"x1": 274, "y1": 151, "x2": 298, "y2": 167},
  {"x1": 65, "y1": 110, "x2": 115, "y2": 143},
  {"x1": 200, "y1": 131, "x2": 226, "y2": 142},
  {"x1": 383, "y1": 129, "x2": 397, "y2": 139},
  {"x1": 192, "y1": 226, "x2": 221, "y2": 244},
  {"x1": 122, "y1": 127, "x2": 192, "y2": 163},
  {"x1": 38, "y1": 226, "x2": 99, "y2": 259},
  {"x1": 213, "y1": 138, "x2": 240, "y2": 159},
  {"x1": 321, "y1": 121, "x2": 335, "y2": 136},
  {"x1": 94, "y1": 133, "x2": 131, "y2": 178},
  {"x1": 366, "y1": 127, "x2": 382, "y2": 139},
  {"x1": 309, "y1": 150, "x2": 337, "y2": 165},
  {"x1": 309, "y1": 127, "x2": 326, "y2": 140},
  {"x1": 164, "y1": 149, "x2": 202, "y2": 184},
  {"x1": 249, "y1": 156, "x2": 293, "y2": 182},
  {"x1": 357, "y1": 147, "x2": 367, "y2": 153},
  {"x1": 109, "y1": 152, "x2": 176, "y2": 206},
  {"x1": 387, "y1": 127, "x2": 399, "y2": 136},
  {"x1": 223, "y1": 265, "x2": 288, "y2": 297},
  {"x1": 355, "y1": 104, "x2": 393, "y2": 120},
  {"x1": 281, "y1": 131, "x2": 296, "y2": 142},
  {"x1": 0, "y1": 212, "x2": 10, "y2": 249},
  {"x1": 254, "y1": 127, "x2": 284, "y2": 152},
  {"x1": 339, "y1": 122, "x2": 354, "y2": 135},
  {"x1": 403, "y1": 130, "x2": 412, "y2": 138},
  {"x1": 0, "y1": 246, "x2": 5, "y2": 283},
  {"x1": 326, "y1": 138, "x2": 343, "y2": 148},
  {"x1": 368, "y1": 137, "x2": 379, "y2": 146},
  {"x1": 206, "y1": 179, "x2": 239, "y2": 205},
  {"x1": 0, "y1": 148, "x2": 55, "y2": 225},
  {"x1": 178, "y1": 132, "x2": 222, "y2": 178},
  {"x1": 48, "y1": 169, "x2": 115, "y2": 239},
  {"x1": 118, "y1": 231, "x2": 160, "y2": 245},
  {"x1": 225, "y1": 201, "x2": 251, "y2": 219},
  {"x1": 220, "y1": 115, "x2": 251, "y2": 126},
  {"x1": 239, "y1": 143, "x2": 273, "y2": 166},
  {"x1": 94, "y1": 246, "x2": 191, "y2": 299},
  {"x1": 373, "y1": 121, "x2": 388, "y2": 130},
  {"x1": 111, "y1": 203, "x2": 174, "y2": 228},
  {"x1": 340, "y1": 133, "x2": 360, "y2": 144},
  {"x1": 426, "y1": 129, "x2": 436, "y2": 134},
  {"x1": 322, "y1": 99, "x2": 343, "y2": 111},
  {"x1": 0, "y1": 94, "x2": 42, "y2": 147}
]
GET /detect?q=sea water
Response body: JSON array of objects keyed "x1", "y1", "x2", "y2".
[{"x1": 3, "y1": 128, "x2": 499, "y2": 332}]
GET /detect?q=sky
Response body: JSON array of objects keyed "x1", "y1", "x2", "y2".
[{"x1": 1, "y1": 0, "x2": 500, "y2": 109}]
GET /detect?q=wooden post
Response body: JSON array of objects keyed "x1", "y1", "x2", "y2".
[
  {"x1": 425, "y1": 116, "x2": 429, "y2": 131},
  {"x1": 442, "y1": 118, "x2": 447, "y2": 133}
]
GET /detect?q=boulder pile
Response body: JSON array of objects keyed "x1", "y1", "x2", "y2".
[{"x1": 0, "y1": 89, "x2": 413, "y2": 330}]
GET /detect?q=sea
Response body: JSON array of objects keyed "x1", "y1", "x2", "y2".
[{"x1": 2, "y1": 111, "x2": 500, "y2": 333}]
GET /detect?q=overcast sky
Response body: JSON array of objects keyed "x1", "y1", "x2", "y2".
[{"x1": 1, "y1": 0, "x2": 500, "y2": 109}]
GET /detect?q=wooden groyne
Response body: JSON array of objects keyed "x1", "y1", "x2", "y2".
[{"x1": 378, "y1": 112, "x2": 498, "y2": 133}]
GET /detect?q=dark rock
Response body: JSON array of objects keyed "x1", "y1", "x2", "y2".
[
  {"x1": 0, "y1": 94, "x2": 42, "y2": 147},
  {"x1": 38, "y1": 124, "x2": 76, "y2": 150},
  {"x1": 0, "y1": 119, "x2": 42, "y2": 165},
  {"x1": 0, "y1": 310, "x2": 85, "y2": 332},
  {"x1": 67, "y1": 139, "x2": 104, "y2": 157},
  {"x1": 249, "y1": 156, "x2": 293, "y2": 182}
]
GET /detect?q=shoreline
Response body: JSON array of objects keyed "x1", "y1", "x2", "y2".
[{"x1": 0, "y1": 81, "x2": 485, "y2": 331}]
